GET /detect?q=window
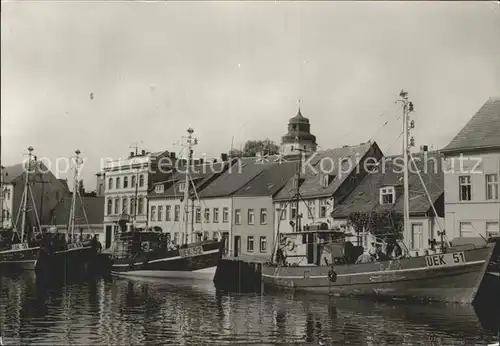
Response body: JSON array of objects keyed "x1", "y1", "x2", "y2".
[
  {"x1": 321, "y1": 174, "x2": 334, "y2": 187},
  {"x1": 116, "y1": 177, "x2": 121, "y2": 189},
  {"x1": 173, "y1": 232, "x2": 179, "y2": 244},
  {"x1": 130, "y1": 198, "x2": 135, "y2": 215},
  {"x1": 247, "y1": 236, "x2": 254, "y2": 252},
  {"x1": 178, "y1": 182, "x2": 186, "y2": 193},
  {"x1": 290, "y1": 205, "x2": 296, "y2": 220},
  {"x1": 155, "y1": 185, "x2": 164, "y2": 193},
  {"x1": 138, "y1": 197, "x2": 144, "y2": 214},
  {"x1": 107, "y1": 198, "x2": 112, "y2": 215},
  {"x1": 235, "y1": 209, "x2": 241, "y2": 225},
  {"x1": 213, "y1": 208, "x2": 219, "y2": 223},
  {"x1": 260, "y1": 236, "x2": 267, "y2": 252},
  {"x1": 108, "y1": 178, "x2": 113, "y2": 190},
  {"x1": 174, "y1": 205, "x2": 180, "y2": 221},
  {"x1": 124, "y1": 176, "x2": 129, "y2": 188},
  {"x1": 166, "y1": 205, "x2": 171, "y2": 221},
  {"x1": 122, "y1": 197, "x2": 128, "y2": 214},
  {"x1": 203, "y1": 231, "x2": 209, "y2": 240},
  {"x1": 196, "y1": 208, "x2": 201, "y2": 223},
  {"x1": 307, "y1": 200, "x2": 315, "y2": 219},
  {"x1": 222, "y1": 207, "x2": 229, "y2": 223},
  {"x1": 204, "y1": 208, "x2": 210, "y2": 222},
  {"x1": 459, "y1": 222, "x2": 474, "y2": 237},
  {"x1": 158, "y1": 206, "x2": 163, "y2": 221},
  {"x1": 278, "y1": 203, "x2": 287, "y2": 220},
  {"x1": 55, "y1": 191, "x2": 60, "y2": 201},
  {"x1": 260, "y1": 208, "x2": 267, "y2": 224},
  {"x1": 380, "y1": 187, "x2": 395, "y2": 205},
  {"x1": 248, "y1": 209, "x2": 255, "y2": 225},
  {"x1": 139, "y1": 174, "x2": 145, "y2": 187},
  {"x1": 459, "y1": 176, "x2": 471, "y2": 201},
  {"x1": 319, "y1": 199, "x2": 328, "y2": 218},
  {"x1": 150, "y1": 206, "x2": 156, "y2": 221},
  {"x1": 411, "y1": 223, "x2": 423, "y2": 250},
  {"x1": 486, "y1": 174, "x2": 499, "y2": 200},
  {"x1": 131, "y1": 175, "x2": 136, "y2": 188},
  {"x1": 486, "y1": 222, "x2": 499, "y2": 238},
  {"x1": 114, "y1": 198, "x2": 120, "y2": 215}
]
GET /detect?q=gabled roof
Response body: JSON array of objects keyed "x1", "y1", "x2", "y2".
[
  {"x1": 44, "y1": 196, "x2": 104, "y2": 226},
  {"x1": 198, "y1": 156, "x2": 280, "y2": 198},
  {"x1": 2, "y1": 162, "x2": 59, "y2": 184},
  {"x1": 2, "y1": 163, "x2": 25, "y2": 184},
  {"x1": 274, "y1": 142, "x2": 377, "y2": 202},
  {"x1": 442, "y1": 97, "x2": 500, "y2": 154},
  {"x1": 233, "y1": 160, "x2": 299, "y2": 197},
  {"x1": 332, "y1": 151, "x2": 444, "y2": 218},
  {"x1": 149, "y1": 161, "x2": 230, "y2": 199}
]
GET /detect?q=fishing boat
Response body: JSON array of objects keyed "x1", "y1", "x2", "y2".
[
  {"x1": 35, "y1": 149, "x2": 97, "y2": 278},
  {"x1": 110, "y1": 128, "x2": 225, "y2": 279},
  {"x1": 261, "y1": 92, "x2": 499, "y2": 304},
  {"x1": 0, "y1": 147, "x2": 42, "y2": 271}
]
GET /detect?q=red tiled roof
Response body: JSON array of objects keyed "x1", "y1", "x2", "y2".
[{"x1": 442, "y1": 97, "x2": 500, "y2": 153}]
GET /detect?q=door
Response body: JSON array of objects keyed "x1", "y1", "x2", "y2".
[
  {"x1": 307, "y1": 234, "x2": 314, "y2": 264},
  {"x1": 234, "y1": 235, "x2": 241, "y2": 257},
  {"x1": 105, "y1": 225, "x2": 112, "y2": 249},
  {"x1": 411, "y1": 223, "x2": 423, "y2": 250}
]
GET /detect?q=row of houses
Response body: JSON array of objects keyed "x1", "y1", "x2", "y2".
[
  {"x1": 1, "y1": 98, "x2": 499, "y2": 259},
  {"x1": 99, "y1": 97, "x2": 500, "y2": 261}
]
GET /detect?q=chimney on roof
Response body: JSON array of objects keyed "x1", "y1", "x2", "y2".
[
  {"x1": 199, "y1": 158, "x2": 204, "y2": 164},
  {"x1": 141, "y1": 149, "x2": 146, "y2": 156},
  {"x1": 170, "y1": 152, "x2": 176, "y2": 160},
  {"x1": 130, "y1": 151, "x2": 134, "y2": 157},
  {"x1": 420, "y1": 145, "x2": 428, "y2": 153},
  {"x1": 221, "y1": 153, "x2": 228, "y2": 162}
]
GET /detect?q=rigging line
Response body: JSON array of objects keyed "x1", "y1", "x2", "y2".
[
  {"x1": 28, "y1": 186, "x2": 41, "y2": 231},
  {"x1": 368, "y1": 104, "x2": 404, "y2": 142},
  {"x1": 385, "y1": 131, "x2": 404, "y2": 154},
  {"x1": 76, "y1": 190, "x2": 92, "y2": 234}
]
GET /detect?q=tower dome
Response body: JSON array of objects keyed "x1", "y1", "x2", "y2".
[{"x1": 280, "y1": 106, "x2": 318, "y2": 157}]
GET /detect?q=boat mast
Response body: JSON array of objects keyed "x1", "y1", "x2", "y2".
[
  {"x1": 69, "y1": 149, "x2": 81, "y2": 241},
  {"x1": 183, "y1": 127, "x2": 196, "y2": 244},
  {"x1": 399, "y1": 90, "x2": 411, "y2": 246},
  {"x1": 20, "y1": 146, "x2": 34, "y2": 242}
]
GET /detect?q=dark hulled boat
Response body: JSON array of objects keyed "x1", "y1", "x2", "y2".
[
  {"x1": 0, "y1": 238, "x2": 40, "y2": 271},
  {"x1": 111, "y1": 231, "x2": 224, "y2": 279},
  {"x1": 35, "y1": 149, "x2": 100, "y2": 279},
  {"x1": 262, "y1": 228, "x2": 499, "y2": 303},
  {"x1": 0, "y1": 147, "x2": 42, "y2": 272}
]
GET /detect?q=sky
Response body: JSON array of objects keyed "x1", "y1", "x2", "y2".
[{"x1": 2, "y1": 1, "x2": 500, "y2": 190}]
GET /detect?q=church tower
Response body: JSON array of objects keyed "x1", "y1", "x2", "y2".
[{"x1": 280, "y1": 106, "x2": 318, "y2": 157}]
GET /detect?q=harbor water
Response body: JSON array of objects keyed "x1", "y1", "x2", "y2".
[{"x1": 0, "y1": 272, "x2": 499, "y2": 345}]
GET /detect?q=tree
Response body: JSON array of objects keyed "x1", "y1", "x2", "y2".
[
  {"x1": 240, "y1": 139, "x2": 280, "y2": 157},
  {"x1": 347, "y1": 210, "x2": 403, "y2": 243},
  {"x1": 229, "y1": 148, "x2": 243, "y2": 158}
]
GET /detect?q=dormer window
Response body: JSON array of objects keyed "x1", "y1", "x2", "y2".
[
  {"x1": 178, "y1": 182, "x2": 186, "y2": 193},
  {"x1": 380, "y1": 186, "x2": 395, "y2": 205},
  {"x1": 155, "y1": 184, "x2": 164, "y2": 193},
  {"x1": 321, "y1": 174, "x2": 334, "y2": 187},
  {"x1": 292, "y1": 177, "x2": 305, "y2": 190}
]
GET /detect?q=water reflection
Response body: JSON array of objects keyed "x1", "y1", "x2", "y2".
[{"x1": 0, "y1": 272, "x2": 498, "y2": 345}]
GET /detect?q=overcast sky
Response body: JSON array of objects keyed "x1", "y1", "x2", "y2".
[{"x1": 2, "y1": 1, "x2": 500, "y2": 189}]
